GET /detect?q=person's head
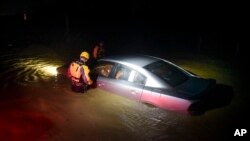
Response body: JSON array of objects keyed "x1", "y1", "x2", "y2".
[{"x1": 80, "y1": 51, "x2": 89, "y2": 62}]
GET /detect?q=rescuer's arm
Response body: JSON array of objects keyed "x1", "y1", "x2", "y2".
[{"x1": 82, "y1": 66, "x2": 93, "y2": 85}]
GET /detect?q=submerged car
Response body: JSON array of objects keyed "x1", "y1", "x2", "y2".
[{"x1": 93, "y1": 55, "x2": 216, "y2": 114}]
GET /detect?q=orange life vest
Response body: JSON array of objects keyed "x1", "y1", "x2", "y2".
[
  {"x1": 69, "y1": 62, "x2": 82, "y2": 83},
  {"x1": 69, "y1": 61, "x2": 92, "y2": 85}
]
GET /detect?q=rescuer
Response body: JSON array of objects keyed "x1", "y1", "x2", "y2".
[
  {"x1": 68, "y1": 51, "x2": 93, "y2": 93},
  {"x1": 93, "y1": 42, "x2": 105, "y2": 60}
]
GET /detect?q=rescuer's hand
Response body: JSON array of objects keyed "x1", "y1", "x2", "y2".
[{"x1": 88, "y1": 80, "x2": 93, "y2": 85}]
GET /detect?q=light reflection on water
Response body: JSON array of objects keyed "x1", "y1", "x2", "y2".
[
  {"x1": 13, "y1": 58, "x2": 60, "y2": 83},
  {"x1": 0, "y1": 47, "x2": 63, "y2": 87}
]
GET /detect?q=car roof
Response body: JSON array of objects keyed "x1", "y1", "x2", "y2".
[{"x1": 99, "y1": 55, "x2": 160, "y2": 67}]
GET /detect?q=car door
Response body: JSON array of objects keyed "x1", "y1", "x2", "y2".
[
  {"x1": 106, "y1": 64, "x2": 146, "y2": 101},
  {"x1": 94, "y1": 61, "x2": 115, "y2": 91}
]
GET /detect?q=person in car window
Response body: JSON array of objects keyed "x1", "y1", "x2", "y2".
[
  {"x1": 115, "y1": 67, "x2": 130, "y2": 80},
  {"x1": 115, "y1": 70, "x2": 124, "y2": 80}
]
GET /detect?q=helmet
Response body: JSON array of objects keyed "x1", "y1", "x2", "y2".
[{"x1": 80, "y1": 51, "x2": 89, "y2": 60}]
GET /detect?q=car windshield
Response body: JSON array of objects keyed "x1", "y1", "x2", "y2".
[{"x1": 144, "y1": 61, "x2": 189, "y2": 87}]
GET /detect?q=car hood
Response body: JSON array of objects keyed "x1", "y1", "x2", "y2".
[{"x1": 175, "y1": 77, "x2": 216, "y2": 100}]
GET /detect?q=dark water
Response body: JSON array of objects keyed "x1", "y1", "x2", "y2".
[{"x1": 0, "y1": 45, "x2": 248, "y2": 141}]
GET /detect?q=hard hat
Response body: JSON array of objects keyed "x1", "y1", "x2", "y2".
[{"x1": 80, "y1": 51, "x2": 89, "y2": 60}]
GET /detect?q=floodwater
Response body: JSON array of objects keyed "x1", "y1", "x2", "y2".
[{"x1": 0, "y1": 45, "x2": 248, "y2": 141}]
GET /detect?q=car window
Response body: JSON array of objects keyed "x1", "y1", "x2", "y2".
[
  {"x1": 115, "y1": 65, "x2": 132, "y2": 81},
  {"x1": 133, "y1": 72, "x2": 146, "y2": 85},
  {"x1": 144, "y1": 60, "x2": 188, "y2": 86},
  {"x1": 95, "y1": 62, "x2": 114, "y2": 78},
  {"x1": 114, "y1": 65, "x2": 146, "y2": 85}
]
